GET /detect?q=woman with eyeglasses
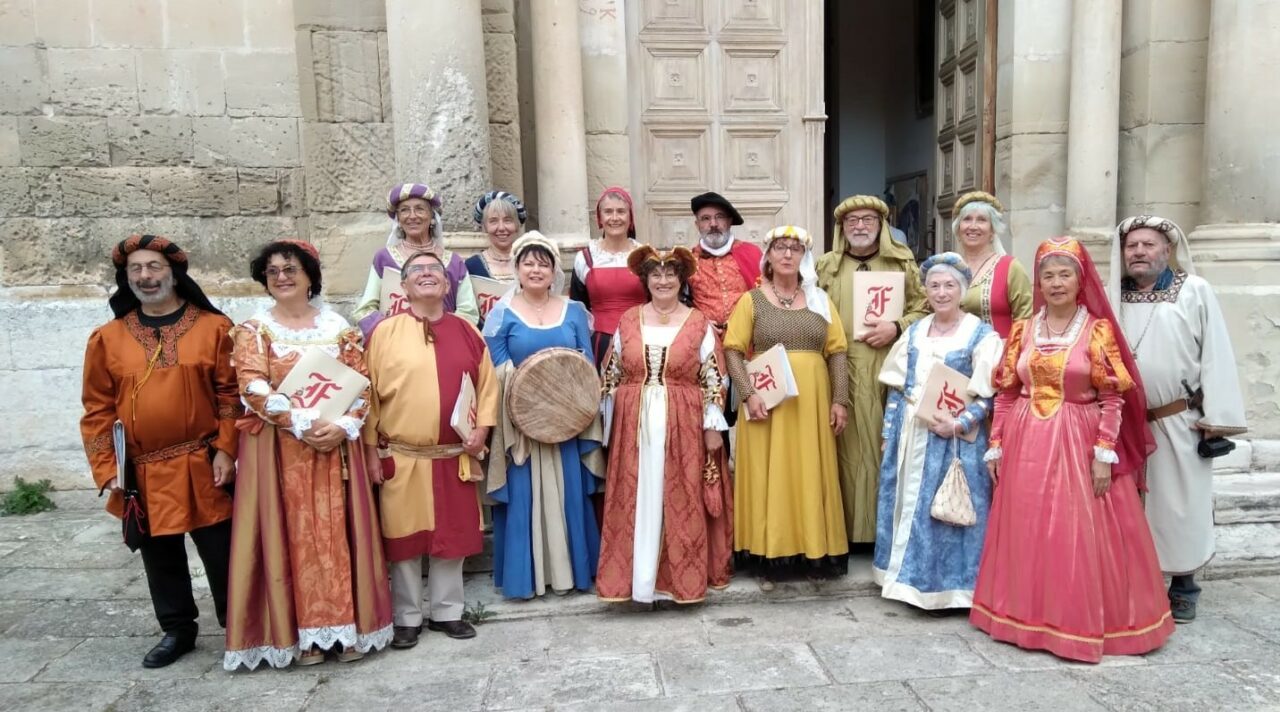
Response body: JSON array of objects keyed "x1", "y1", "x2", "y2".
[
  {"x1": 353, "y1": 182, "x2": 480, "y2": 336},
  {"x1": 363, "y1": 250, "x2": 499, "y2": 648},
  {"x1": 225, "y1": 240, "x2": 392, "y2": 670},
  {"x1": 724, "y1": 226, "x2": 851, "y2": 591}
]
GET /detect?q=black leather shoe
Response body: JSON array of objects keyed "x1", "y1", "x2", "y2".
[
  {"x1": 426, "y1": 619, "x2": 476, "y2": 639},
  {"x1": 391, "y1": 625, "x2": 420, "y2": 649},
  {"x1": 142, "y1": 633, "x2": 196, "y2": 668}
]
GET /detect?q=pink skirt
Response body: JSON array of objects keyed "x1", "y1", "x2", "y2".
[{"x1": 969, "y1": 399, "x2": 1173, "y2": 663}]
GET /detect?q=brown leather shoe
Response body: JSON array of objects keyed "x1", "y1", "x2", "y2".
[
  {"x1": 426, "y1": 619, "x2": 476, "y2": 639},
  {"x1": 391, "y1": 625, "x2": 420, "y2": 649}
]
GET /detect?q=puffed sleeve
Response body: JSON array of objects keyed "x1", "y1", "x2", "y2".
[
  {"x1": 1007, "y1": 259, "x2": 1033, "y2": 321},
  {"x1": 723, "y1": 291, "x2": 756, "y2": 403},
  {"x1": 877, "y1": 330, "x2": 910, "y2": 390},
  {"x1": 332, "y1": 327, "x2": 371, "y2": 441},
  {"x1": 1088, "y1": 319, "x2": 1133, "y2": 461},
  {"x1": 230, "y1": 322, "x2": 297, "y2": 433},
  {"x1": 957, "y1": 329, "x2": 1003, "y2": 434},
  {"x1": 80, "y1": 328, "x2": 119, "y2": 493},
  {"x1": 699, "y1": 324, "x2": 729, "y2": 431},
  {"x1": 986, "y1": 319, "x2": 1028, "y2": 459}
]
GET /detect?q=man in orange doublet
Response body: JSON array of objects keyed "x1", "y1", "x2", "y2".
[{"x1": 80, "y1": 235, "x2": 241, "y2": 669}]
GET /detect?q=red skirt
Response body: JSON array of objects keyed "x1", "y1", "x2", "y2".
[{"x1": 969, "y1": 399, "x2": 1173, "y2": 663}]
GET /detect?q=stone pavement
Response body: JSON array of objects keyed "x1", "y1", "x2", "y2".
[{"x1": 3, "y1": 492, "x2": 1280, "y2": 711}]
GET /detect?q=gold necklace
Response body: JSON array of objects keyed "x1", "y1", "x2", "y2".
[
  {"x1": 522, "y1": 292, "x2": 551, "y2": 323},
  {"x1": 771, "y1": 283, "x2": 799, "y2": 308},
  {"x1": 650, "y1": 302, "x2": 679, "y2": 325}
]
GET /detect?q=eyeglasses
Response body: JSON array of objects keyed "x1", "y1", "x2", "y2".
[
  {"x1": 265, "y1": 266, "x2": 300, "y2": 280},
  {"x1": 769, "y1": 241, "x2": 804, "y2": 255},
  {"x1": 843, "y1": 215, "x2": 880, "y2": 227},
  {"x1": 404, "y1": 263, "x2": 447, "y2": 277},
  {"x1": 126, "y1": 261, "x2": 170, "y2": 276},
  {"x1": 397, "y1": 205, "x2": 432, "y2": 218}
]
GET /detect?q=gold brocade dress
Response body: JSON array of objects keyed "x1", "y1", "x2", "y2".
[{"x1": 724, "y1": 290, "x2": 850, "y2": 574}]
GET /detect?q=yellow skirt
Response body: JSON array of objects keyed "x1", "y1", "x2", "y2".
[{"x1": 733, "y1": 350, "x2": 849, "y2": 561}]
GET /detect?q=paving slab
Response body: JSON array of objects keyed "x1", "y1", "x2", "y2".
[
  {"x1": 908, "y1": 670, "x2": 1110, "y2": 711},
  {"x1": 656, "y1": 642, "x2": 830, "y2": 697},
  {"x1": 1232, "y1": 575, "x2": 1280, "y2": 601},
  {"x1": 1075, "y1": 661, "x2": 1280, "y2": 712},
  {"x1": 810, "y1": 633, "x2": 994, "y2": 684},
  {"x1": 554, "y1": 693, "x2": 743, "y2": 712},
  {"x1": 739, "y1": 681, "x2": 924, "y2": 712},
  {"x1": 700, "y1": 599, "x2": 862, "y2": 646},
  {"x1": 115, "y1": 673, "x2": 321, "y2": 712},
  {"x1": 4, "y1": 598, "x2": 163, "y2": 638},
  {"x1": 302, "y1": 662, "x2": 491, "y2": 711},
  {"x1": 0, "y1": 566, "x2": 136, "y2": 600},
  {"x1": 963, "y1": 627, "x2": 1149, "y2": 672},
  {"x1": 0, "y1": 540, "x2": 138, "y2": 569},
  {"x1": 0, "y1": 637, "x2": 82, "y2": 683},
  {"x1": 0, "y1": 681, "x2": 132, "y2": 712},
  {"x1": 310, "y1": 618, "x2": 552, "y2": 675},
  {"x1": 483, "y1": 654, "x2": 661, "y2": 710},
  {"x1": 35, "y1": 635, "x2": 219, "y2": 682},
  {"x1": 0, "y1": 597, "x2": 42, "y2": 635},
  {"x1": 1141, "y1": 614, "x2": 1278, "y2": 665},
  {"x1": 0, "y1": 515, "x2": 99, "y2": 543},
  {"x1": 548, "y1": 608, "x2": 710, "y2": 658}
]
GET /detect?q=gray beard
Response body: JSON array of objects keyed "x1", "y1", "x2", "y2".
[
  {"x1": 701, "y1": 230, "x2": 731, "y2": 250},
  {"x1": 130, "y1": 274, "x2": 177, "y2": 305}
]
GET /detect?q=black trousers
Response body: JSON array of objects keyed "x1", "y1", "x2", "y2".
[{"x1": 138, "y1": 519, "x2": 232, "y2": 637}]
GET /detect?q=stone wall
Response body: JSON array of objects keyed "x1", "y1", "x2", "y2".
[{"x1": 1118, "y1": 0, "x2": 1209, "y2": 232}]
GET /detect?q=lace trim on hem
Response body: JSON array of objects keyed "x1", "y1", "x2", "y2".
[
  {"x1": 983, "y1": 447, "x2": 1003, "y2": 462},
  {"x1": 298, "y1": 623, "x2": 358, "y2": 652},
  {"x1": 222, "y1": 644, "x2": 300, "y2": 672},
  {"x1": 1094, "y1": 446, "x2": 1119, "y2": 464},
  {"x1": 354, "y1": 623, "x2": 394, "y2": 653}
]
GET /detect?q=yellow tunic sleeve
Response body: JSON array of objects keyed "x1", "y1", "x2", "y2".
[
  {"x1": 723, "y1": 291, "x2": 756, "y2": 355},
  {"x1": 898, "y1": 260, "x2": 929, "y2": 330},
  {"x1": 475, "y1": 348, "x2": 500, "y2": 428},
  {"x1": 823, "y1": 297, "x2": 849, "y2": 357}
]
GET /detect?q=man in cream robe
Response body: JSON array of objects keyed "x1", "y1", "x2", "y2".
[{"x1": 1110, "y1": 215, "x2": 1248, "y2": 622}]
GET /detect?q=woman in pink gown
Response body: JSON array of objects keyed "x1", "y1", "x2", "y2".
[{"x1": 969, "y1": 236, "x2": 1172, "y2": 663}]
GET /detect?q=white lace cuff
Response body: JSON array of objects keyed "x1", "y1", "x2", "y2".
[
  {"x1": 1094, "y1": 446, "x2": 1119, "y2": 464},
  {"x1": 333, "y1": 415, "x2": 362, "y2": 441},
  {"x1": 983, "y1": 447, "x2": 1002, "y2": 462},
  {"x1": 264, "y1": 393, "x2": 291, "y2": 415},
  {"x1": 704, "y1": 403, "x2": 729, "y2": 431},
  {"x1": 246, "y1": 378, "x2": 272, "y2": 396},
  {"x1": 289, "y1": 408, "x2": 319, "y2": 439}
]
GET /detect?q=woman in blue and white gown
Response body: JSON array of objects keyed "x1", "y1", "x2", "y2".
[
  {"x1": 483, "y1": 232, "x2": 604, "y2": 600},
  {"x1": 873, "y1": 253, "x2": 1003, "y2": 610}
]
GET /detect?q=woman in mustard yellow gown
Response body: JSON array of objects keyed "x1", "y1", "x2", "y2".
[{"x1": 724, "y1": 226, "x2": 850, "y2": 589}]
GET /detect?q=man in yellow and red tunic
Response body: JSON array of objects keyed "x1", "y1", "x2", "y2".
[{"x1": 80, "y1": 235, "x2": 241, "y2": 668}]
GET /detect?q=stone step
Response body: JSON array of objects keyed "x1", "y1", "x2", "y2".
[
  {"x1": 1214, "y1": 472, "x2": 1280, "y2": 524},
  {"x1": 462, "y1": 554, "x2": 882, "y2": 622}
]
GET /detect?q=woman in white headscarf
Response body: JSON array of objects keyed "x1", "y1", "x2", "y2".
[
  {"x1": 723, "y1": 226, "x2": 851, "y2": 590},
  {"x1": 951, "y1": 191, "x2": 1032, "y2": 339}
]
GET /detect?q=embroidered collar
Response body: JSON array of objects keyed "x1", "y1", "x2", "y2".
[
  {"x1": 1121, "y1": 269, "x2": 1187, "y2": 304},
  {"x1": 124, "y1": 305, "x2": 201, "y2": 368}
]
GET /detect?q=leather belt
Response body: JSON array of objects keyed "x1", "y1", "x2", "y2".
[
  {"x1": 1146, "y1": 399, "x2": 1190, "y2": 422},
  {"x1": 131, "y1": 437, "x2": 213, "y2": 465}
]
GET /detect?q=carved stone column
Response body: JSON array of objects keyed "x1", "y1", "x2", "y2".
[
  {"x1": 385, "y1": 0, "x2": 491, "y2": 230},
  {"x1": 1064, "y1": 0, "x2": 1122, "y2": 242},
  {"x1": 530, "y1": 0, "x2": 590, "y2": 242}
]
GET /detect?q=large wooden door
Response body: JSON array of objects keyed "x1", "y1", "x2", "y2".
[
  {"x1": 935, "y1": 0, "x2": 994, "y2": 246},
  {"x1": 627, "y1": 0, "x2": 825, "y2": 248}
]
